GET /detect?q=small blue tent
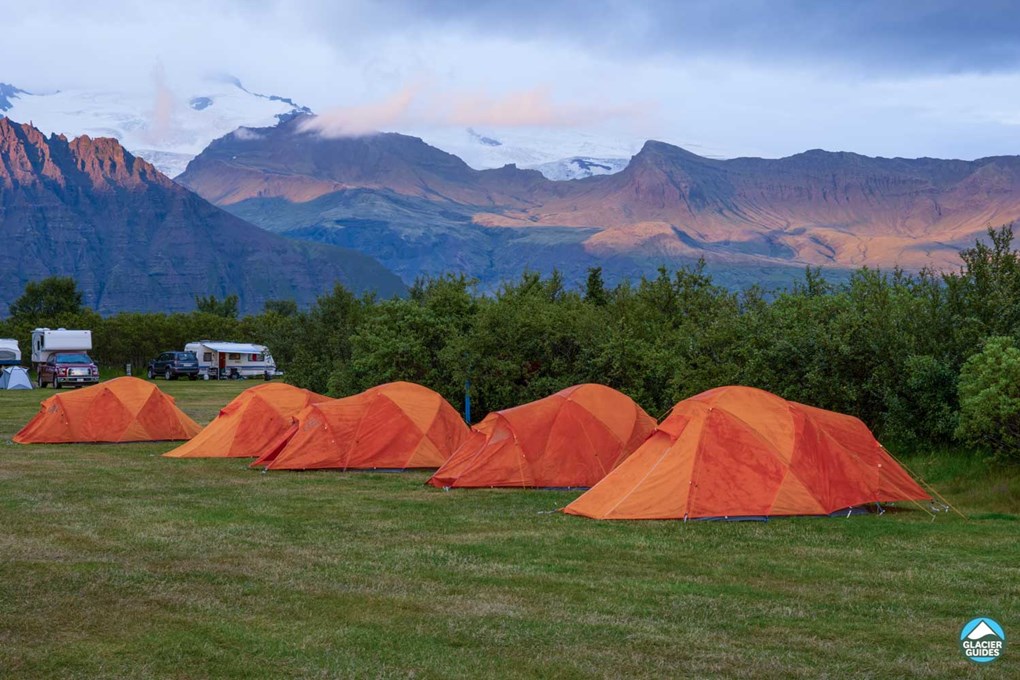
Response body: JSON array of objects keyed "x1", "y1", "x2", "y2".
[{"x1": 0, "y1": 366, "x2": 33, "y2": 390}]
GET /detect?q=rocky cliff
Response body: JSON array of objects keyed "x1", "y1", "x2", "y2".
[{"x1": 0, "y1": 118, "x2": 405, "y2": 315}]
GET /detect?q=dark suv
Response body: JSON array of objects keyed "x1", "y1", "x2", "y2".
[
  {"x1": 38, "y1": 352, "x2": 100, "y2": 388},
  {"x1": 148, "y1": 351, "x2": 200, "y2": 380}
]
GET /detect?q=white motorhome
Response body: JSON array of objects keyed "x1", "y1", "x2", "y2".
[
  {"x1": 184, "y1": 341, "x2": 280, "y2": 379},
  {"x1": 0, "y1": 338, "x2": 21, "y2": 366},
  {"x1": 31, "y1": 329, "x2": 92, "y2": 370}
]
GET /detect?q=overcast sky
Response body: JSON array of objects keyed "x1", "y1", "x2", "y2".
[{"x1": 3, "y1": 0, "x2": 1020, "y2": 159}]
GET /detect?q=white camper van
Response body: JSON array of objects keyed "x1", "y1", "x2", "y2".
[
  {"x1": 184, "y1": 341, "x2": 279, "y2": 380},
  {"x1": 31, "y1": 329, "x2": 93, "y2": 370},
  {"x1": 0, "y1": 338, "x2": 21, "y2": 366}
]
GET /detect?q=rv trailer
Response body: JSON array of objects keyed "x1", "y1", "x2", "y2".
[
  {"x1": 0, "y1": 338, "x2": 21, "y2": 367},
  {"x1": 184, "y1": 341, "x2": 280, "y2": 380},
  {"x1": 31, "y1": 329, "x2": 93, "y2": 371}
]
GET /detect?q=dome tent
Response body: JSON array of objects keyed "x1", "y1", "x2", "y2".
[
  {"x1": 564, "y1": 386, "x2": 930, "y2": 520},
  {"x1": 1, "y1": 366, "x2": 32, "y2": 390},
  {"x1": 428, "y1": 384, "x2": 656, "y2": 489},
  {"x1": 163, "y1": 383, "x2": 329, "y2": 458},
  {"x1": 251, "y1": 381, "x2": 468, "y2": 471},
  {"x1": 14, "y1": 377, "x2": 200, "y2": 444}
]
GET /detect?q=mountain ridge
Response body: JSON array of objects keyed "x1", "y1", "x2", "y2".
[
  {"x1": 0, "y1": 117, "x2": 405, "y2": 316},
  {"x1": 177, "y1": 115, "x2": 1020, "y2": 286}
]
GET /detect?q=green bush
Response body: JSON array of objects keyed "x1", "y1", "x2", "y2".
[
  {"x1": 956, "y1": 336, "x2": 1020, "y2": 461},
  {"x1": 7, "y1": 226, "x2": 1020, "y2": 463}
]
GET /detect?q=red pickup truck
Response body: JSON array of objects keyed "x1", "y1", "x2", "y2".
[{"x1": 37, "y1": 352, "x2": 100, "y2": 388}]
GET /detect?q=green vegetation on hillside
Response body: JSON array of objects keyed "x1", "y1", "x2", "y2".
[{"x1": 6, "y1": 226, "x2": 1020, "y2": 460}]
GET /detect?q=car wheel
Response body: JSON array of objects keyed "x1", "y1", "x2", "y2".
[
  {"x1": 164, "y1": 367, "x2": 173, "y2": 381},
  {"x1": 53, "y1": 377, "x2": 60, "y2": 389},
  {"x1": 37, "y1": 373, "x2": 46, "y2": 388},
  {"x1": 147, "y1": 367, "x2": 154, "y2": 379}
]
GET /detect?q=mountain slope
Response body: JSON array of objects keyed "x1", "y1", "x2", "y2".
[
  {"x1": 176, "y1": 118, "x2": 549, "y2": 208},
  {"x1": 508, "y1": 142, "x2": 1020, "y2": 268},
  {"x1": 177, "y1": 116, "x2": 1020, "y2": 288},
  {"x1": 0, "y1": 118, "x2": 405, "y2": 316}
]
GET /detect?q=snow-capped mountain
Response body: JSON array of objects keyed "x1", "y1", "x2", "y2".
[
  {"x1": 1, "y1": 76, "x2": 644, "y2": 180},
  {"x1": 0, "y1": 76, "x2": 309, "y2": 178},
  {"x1": 407, "y1": 125, "x2": 641, "y2": 179},
  {"x1": 2, "y1": 77, "x2": 647, "y2": 181}
]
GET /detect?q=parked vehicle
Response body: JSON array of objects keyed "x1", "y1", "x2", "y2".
[
  {"x1": 185, "y1": 341, "x2": 280, "y2": 380},
  {"x1": 0, "y1": 338, "x2": 20, "y2": 367},
  {"x1": 31, "y1": 328, "x2": 92, "y2": 374},
  {"x1": 147, "y1": 351, "x2": 200, "y2": 380},
  {"x1": 37, "y1": 352, "x2": 99, "y2": 389}
]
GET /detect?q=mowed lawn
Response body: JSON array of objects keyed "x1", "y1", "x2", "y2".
[{"x1": 1, "y1": 380, "x2": 1018, "y2": 678}]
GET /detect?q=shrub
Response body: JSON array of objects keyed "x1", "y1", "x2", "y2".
[{"x1": 957, "y1": 336, "x2": 1020, "y2": 461}]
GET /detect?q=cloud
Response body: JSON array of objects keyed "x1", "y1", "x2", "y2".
[
  {"x1": 231, "y1": 127, "x2": 264, "y2": 141},
  {"x1": 2, "y1": 0, "x2": 1020, "y2": 161},
  {"x1": 299, "y1": 83, "x2": 645, "y2": 137},
  {"x1": 367, "y1": 0, "x2": 1020, "y2": 76},
  {"x1": 298, "y1": 84, "x2": 421, "y2": 136},
  {"x1": 443, "y1": 87, "x2": 635, "y2": 127},
  {"x1": 144, "y1": 61, "x2": 177, "y2": 144}
]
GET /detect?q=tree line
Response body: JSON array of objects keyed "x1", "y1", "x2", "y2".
[{"x1": 5, "y1": 227, "x2": 1020, "y2": 462}]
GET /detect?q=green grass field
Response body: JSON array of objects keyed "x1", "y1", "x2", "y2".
[{"x1": 1, "y1": 380, "x2": 1018, "y2": 678}]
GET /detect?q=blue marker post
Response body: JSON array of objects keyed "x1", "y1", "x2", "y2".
[{"x1": 464, "y1": 378, "x2": 471, "y2": 424}]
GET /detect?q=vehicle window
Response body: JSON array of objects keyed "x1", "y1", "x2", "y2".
[
  {"x1": 228, "y1": 353, "x2": 241, "y2": 361},
  {"x1": 203, "y1": 352, "x2": 212, "y2": 362},
  {"x1": 56, "y1": 354, "x2": 92, "y2": 363},
  {"x1": 181, "y1": 352, "x2": 197, "y2": 360}
]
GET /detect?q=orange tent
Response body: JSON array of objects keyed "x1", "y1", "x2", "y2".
[
  {"x1": 251, "y1": 381, "x2": 469, "y2": 470},
  {"x1": 564, "y1": 386, "x2": 931, "y2": 520},
  {"x1": 14, "y1": 377, "x2": 200, "y2": 444},
  {"x1": 163, "y1": 383, "x2": 330, "y2": 458},
  {"x1": 427, "y1": 384, "x2": 656, "y2": 489}
]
